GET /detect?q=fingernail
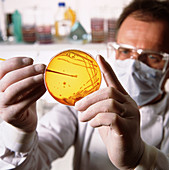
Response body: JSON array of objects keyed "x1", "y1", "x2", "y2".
[
  {"x1": 35, "y1": 64, "x2": 46, "y2": 73},
  {"x1": 97, "y1": 55, "x2": 106, "y2": 63},
  {"x1": 75, "y1": 99, "x2": 85, "y2": 110},
  {"x1": 22, "y1": 58, "x2": 33, "y2": 65},
  {"x1": 100, "y1": 55, "x2": 106, "y2": 62}
]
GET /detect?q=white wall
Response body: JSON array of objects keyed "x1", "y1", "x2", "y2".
[{"x1": 2, "y1": 0, "x2": 132, "y2": 33}]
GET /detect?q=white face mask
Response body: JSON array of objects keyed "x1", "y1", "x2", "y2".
[{"x1": 108, "y1": 58, "x2": 166, "y2": 106}]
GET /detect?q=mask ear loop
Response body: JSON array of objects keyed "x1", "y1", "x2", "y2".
[
  {"x1": 162, "y1": 57, "x2": 169, "y2": 73},
  {"x1": 159, "y1": 59, "x2": 169, "y2": 90}
]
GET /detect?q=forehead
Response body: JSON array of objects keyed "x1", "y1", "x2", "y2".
[{"x1": 117, "y1": 16, "x2": 169, "y2": 52}]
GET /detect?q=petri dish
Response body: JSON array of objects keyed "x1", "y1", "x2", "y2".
[{"x1": 45, "y1": 49, "x2": 102, "y2": 106}]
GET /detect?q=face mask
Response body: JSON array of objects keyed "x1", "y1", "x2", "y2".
[{"x1": 108, "y1": 58, "x2": 166, "y2": 106}]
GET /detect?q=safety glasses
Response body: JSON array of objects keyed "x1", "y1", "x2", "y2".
[{"x1": 108, "y1": 42, "x2": 169, "y2": 72}]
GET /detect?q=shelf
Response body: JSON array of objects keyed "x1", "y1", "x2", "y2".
[{"x1": 0, "y1": 42, "x2": 107, "y2": 50}]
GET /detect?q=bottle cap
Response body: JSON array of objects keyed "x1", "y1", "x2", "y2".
[{"x1": 58, "y1": 2, "x2": 65, "y2": 7}]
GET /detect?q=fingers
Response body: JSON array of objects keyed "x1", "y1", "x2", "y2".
[
  {"x1": 0, "y1": 56, "x2": 47, "y2": 117},
  {"x1": 0, "y1": 57, "x2": 33, "y2": 79},
  {"x1": 79, "y1": 98, "x2": 125, "y2": 122},
  {"x1": 0, "y1": 74, "x2": 45, "y2": 105},
  {"x1": 90, "y1": 112, "x2": 118, "y2": 127},
  {"x1": 75, "y1": 87, "x2": 127, "y2": 111},
  {"x1": 87, "y1": 111, "x2": 130, "y2": 137},
  {"x1": 97, "y1": 55, "x2": 127, "y2": 95},
  {"x1": 15, "y1": 84, "x2": 46, "y2": 113},
  {"x1": 89, "y1": 112, "x2": 125, "y2": 136},
  {"x1": 0, "y1": 63, "x2": 46, "y2": 92},
  {"x1": 0, "y1": 84, "x2": 46, "y2": 124}
]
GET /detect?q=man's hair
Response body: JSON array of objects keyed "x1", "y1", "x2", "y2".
[{"x1": 116, "y1": 0, "x2": 169, "y2": 30}]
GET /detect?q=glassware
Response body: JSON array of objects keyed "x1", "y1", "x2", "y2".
[
  {"x1": 35, "y1": 9, "x2": 53, "y2": 44},
  {"x1": 0, "y1": 0, "x2": 7, "y2": 41},
  {"x1": 69, "y1": 21, "x2": 88, "y2": 43},
  {"x1": 107, "y1": 18, "x2": 117, "y2": 42},
  {"x1": 91, "y1": 18, "x2": 104, "y2": 43},
  {"x1": 12, "y1": 10, "x2": 23, "y2": 42},
  {"x1": 54, "y1": 2, "x2": 71, "y2": 41},
  {"x1": 22, "y1": 8, "x2": 36, "y2": 43}
]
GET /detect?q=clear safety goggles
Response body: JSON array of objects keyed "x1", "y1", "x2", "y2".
[{"x1": 107, "y1": 42, "x2": 169, "y2": 72}]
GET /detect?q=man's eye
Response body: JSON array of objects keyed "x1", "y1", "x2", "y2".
[
  {"x1": 148, "y1": 54, "x2": 157, "y2": 59},
  {"x1": 119, "y1": 48, "x2": 130, "y2": 55},
  {"x1": 122, "y1": 50, "x2": 129, "y2": 54},
  {"x1": 148, "y1": 54, "x2": 161, "y2": 61}
]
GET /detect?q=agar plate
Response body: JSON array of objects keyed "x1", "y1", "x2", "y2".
[{"x1": 45, "y1": 49, "x2": 101, "y2": 106}]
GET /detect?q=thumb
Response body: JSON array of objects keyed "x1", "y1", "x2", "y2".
[{"x1": 97, "y1": 55, "x2": 127, "y2": 95}]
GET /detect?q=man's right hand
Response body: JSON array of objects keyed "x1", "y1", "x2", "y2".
[{"x1": 0, "y1": 57, "x2": 46, "y2": 132}]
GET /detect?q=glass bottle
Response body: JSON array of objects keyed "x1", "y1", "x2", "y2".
[
  {"x1": 35, "y1": 9, "x2": 53, "y2": 44},
  {"x1": 22, "y1": 8, "x2": 36, "y2": 43}
]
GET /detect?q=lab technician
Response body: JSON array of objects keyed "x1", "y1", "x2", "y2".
[{"x1": 0, "y1": 0, "x2": 169, "y2": 169}]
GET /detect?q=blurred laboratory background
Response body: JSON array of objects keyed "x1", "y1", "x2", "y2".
[{"x1": 0, "y1": 0, "x2": 133, "y2": 44}]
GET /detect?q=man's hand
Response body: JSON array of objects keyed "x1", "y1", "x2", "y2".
[
  {"x1": 75, "y1": 55, "x2": 144, "y2": 169},
  {"x1": 0, "y1": 57, "x2": 46, "y2": 132}
]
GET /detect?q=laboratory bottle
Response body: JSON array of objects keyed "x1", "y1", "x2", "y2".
[
  {"x1": 54, "y1": 2, "x2": 71, "y2": 41},
  {"x1": 12, "y1": 10, "x2": 23, "y2": 42},
  {"x1": 91, "y1": 18, "x2": 104, "y2": 43},
  {"x1": 22, "y1": 8, "x2": 36, "y2": 43},
  {"x1": 35, "y1": 8, "x2": 53, "y2": 44},
  {"x1": 0, "y1": 23, "x2": 3, "y2": 41},
  {"x1": 0, "y1": 0, "x2": 7, "y2": 41}
]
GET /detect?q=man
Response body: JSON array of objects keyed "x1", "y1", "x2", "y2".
[{"x1": 0, "y1": 0, "x2": 169, "y2": 169}]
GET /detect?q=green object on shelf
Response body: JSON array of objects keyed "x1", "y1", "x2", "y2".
[
  {"x1": 12, "y1": 10, "x2": 23, "y2": 42},
  {"x1": 69, "y1": 21, "x2": 88, "y2": 43}
]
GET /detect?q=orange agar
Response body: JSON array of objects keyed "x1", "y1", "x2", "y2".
[{"x1": 45, "y1": 49, "x2": 101, "y2": 106}]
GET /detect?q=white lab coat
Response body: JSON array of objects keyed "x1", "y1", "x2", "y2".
[{"x1": 0, "y1": 93, "x2": 169, "y2": 170}]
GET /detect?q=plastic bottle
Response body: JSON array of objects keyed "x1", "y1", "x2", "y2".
[
  {"x1": 54, "y1": 2, "x2": 71, "y2": 41},
  {"x1": 12, "y1": 10, "x2": 23, "y2": 42}
]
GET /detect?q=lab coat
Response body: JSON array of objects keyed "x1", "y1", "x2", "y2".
[{"x1": 0, "y1": 93, "x2": 169, "y2": 170}]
